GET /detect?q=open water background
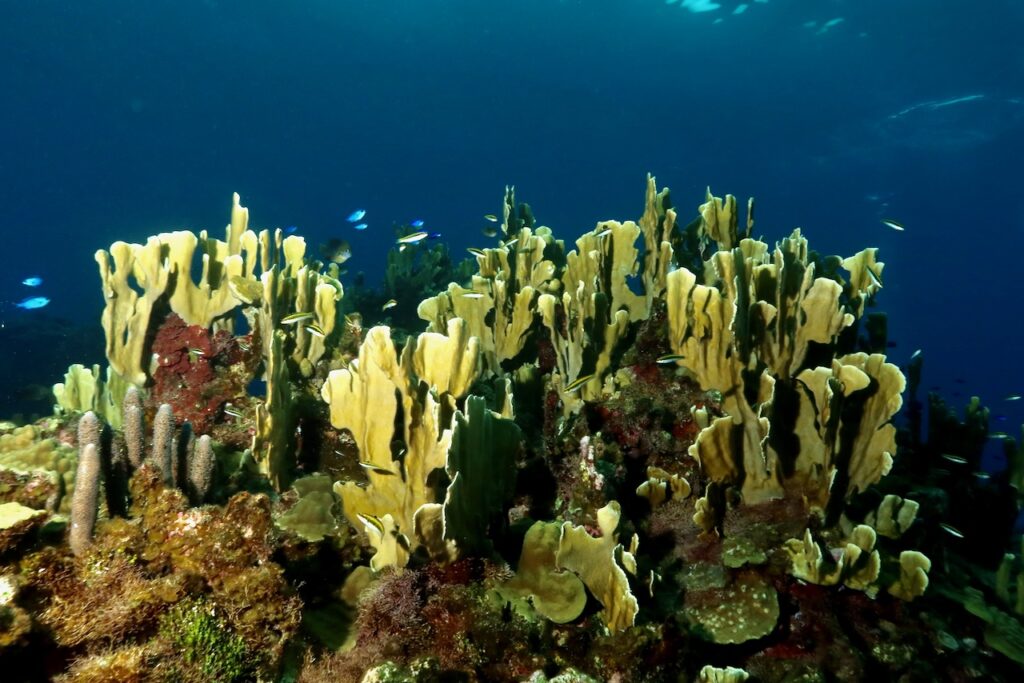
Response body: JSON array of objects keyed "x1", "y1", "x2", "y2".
[{"x1": 1, "y1": 1, "x2": 1022, "y2": 462}]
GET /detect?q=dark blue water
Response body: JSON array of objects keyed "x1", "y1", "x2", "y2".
[{"x1": 1, "y1": 0, "x2": 1022, "y2": 445}]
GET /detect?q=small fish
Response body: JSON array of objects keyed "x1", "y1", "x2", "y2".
[
  {"x1": 427, "y1": 231, "x2": 442, "y2": 240},
  {"x1": 941, "y1": 453, "x2": 967, "y2": 465},
  {"x1": 223, "y1": 406, "x2": 244, "y2": 419},
  {"x1": 939, "y1": 523, "x2": 964, "y2": 539},
  {"x1": 657, "y1": 354, "x2": 687, "y2": 364},
  {"x1": 484, "y1": 214, "x2": 498, "y2": 222},
  {"x1": 397, "y1": 231, "x2": 429, "y2": 245},
  {"x1": 356, "y1": 513, "x2": 385, "y2": 535},
  {"x1": 467, "y1": 247, "x2": 486, "y2": 258},
  {"x1": 347, "y1": 209, "x2": 366, "y2": 222},
  {"x1": 284, "y1": 225, "x2": 299, "y2": 234},
  {"x1": 281, "y1": 311, "x2": 314, "y2": 325},
  {"x1": 973, "y1": 471, "x2": 991, "y2": 481},
  {"x1": 304, "y1": 323, "x2": 326, "y2": 338},
  {"x1": 319, "y1": 238, "x2": 352, "y2": 264},
  {"x1": 21, "y1": 277, "x2": 42, "y2": 287},
  {"x1": 881, "y1": 218, "x2": 905, "y2": 231},
  {"x1": 410, "y1": 219, "x2": 425, "y2": 228},
  {"x1": 910, "y1": 349, "x2": 922, "y2": 360},
  {"x1": 865, "y1": 267, "x2": 883, "y2": 288},
  {"x1": 1005, "y1": 394, "x2": 1021, "y2": 401},
  {"x1": 188, "y1": 347, "x2": 206, "y2": 356},
  {"x1": 503, "y1": 238, "x2": 518, "y2": 248},
  {"x1": 382, "y1": 299, "x2": 398, "y2": 311},
  {"x1": 564, "y1": 373, "x2": 595, "y2": 392},
  {"x1": 461, "y1": 292, "x2": 485, "y2": 299},
  {"x1": 236, "y1": 340, "x2": 252, "y2": 352},
  {"x1": 995, "y1": 414, "x2": 1008, "y2": 422},
  {"x1": 595, "y1": 228, "x2": 613, "y2": 238},
  {"x1": 359, "y1": 461, "x2": 396, "y2": 476},
  {"x1": 353, "y1": 223, "x2": 369, "y2": 231},
  {"x1": 990, "y1": 432, "x2": 1010, "y2": 440},
  {"x1": 15, "y1": 296, "x2": 49, "y2": 310},
  {"x1": 481, "y1": 226, "x2": 498, "y2": 238}
]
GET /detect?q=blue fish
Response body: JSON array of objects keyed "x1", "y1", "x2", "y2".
[
  {"x1": 16, "y1": 296, "x2": 49, "y2": 310},
  {"x1": 354, "y1": 223, "x2": 368, "y2": 231},
  {"x1": 21, "y1": 277, "x2": 43, "y2": 287},
  {"x1": 410, "y1": 219, "x2": 425, "y2": 228},
  {"x1": 284, "y1": 225, "x2": 298, "y2": 234},
  {"x1": 347, "y1": 209, "x2": 366, "y2": 222},
  {"x1": 427, "y1": 232, "x2": 443, "y2": 240}
]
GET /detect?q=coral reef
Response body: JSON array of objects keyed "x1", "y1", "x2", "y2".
[{"x1": 0, "y1": 178, "x2": 1021, "y2": 681}]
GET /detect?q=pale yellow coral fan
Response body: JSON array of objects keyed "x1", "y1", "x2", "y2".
[
  {"x1": 555, "y1": 501, "x2": 639, "y2": 633},
  {"x1": 842, "y1": 247, "x2": 885, "y2": 317},
  {"x1": 697, "y1": 188, "x2": 752, "y2": 251},
  {"x1": 784, "y1": 525, "x2": 881, "y2": 591},
  {"x1": 95, "y1": 193, "x2": 270, "y2": 386},
  {"x1": 95, "y1": 238, "x2": 172, "y2": 386},
  {"x1": 322, "y1": 325, "x2": 480, "y2": 567},
  {"x1": 785, "y1": 353, "x2": 904, "y2": 510},
  {"x1": 888, "y1": 550, "x2": 931, "y2": 601},
  {"x1": 410, "y1": 317, "x2": 481, "y2": 399},
  {"x1": 418, "y1": 225, "x2": 559, "y2": 375},
  {"x1": 498, "y1": 521, "x2": 588, "y2": 624},
  {"x1": 666, "y1": 228, "x2": 891, "y2": 505},
  {"x1": 865, "y1": 494, "x2": 920, "y2": 539},
  {"x1": 52, "y1": 363, "x2": 130, "y2": 429}
]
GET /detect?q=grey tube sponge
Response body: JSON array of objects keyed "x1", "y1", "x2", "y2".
[
  {"x1": 77, "y1": 411, "x2": 101, "y2": 455},
  {"x1": 123, "y1": 386, "x2": 145, "y2": 470},
  {"x1": 153, "y1": 403, "x2": 175, "y2": 487},
  {"x1": 70, "y1": 442, "x2": 100, "y2": 556},
  {"x1": 188, "y1": 435, "x2": 215, "y2": 505}
]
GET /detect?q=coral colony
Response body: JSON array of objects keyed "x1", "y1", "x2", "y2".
[{"x1": 1, "y1": 176, "x2": 1022, "y2": 681}]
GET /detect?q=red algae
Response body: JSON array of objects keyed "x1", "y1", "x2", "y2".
[{"x1": 147, "y1": 314, "x2": 257, "y2": 435}]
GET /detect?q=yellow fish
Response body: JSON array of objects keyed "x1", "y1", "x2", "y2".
[
  {"x1": 564, "y1": 373, "x2": 595, "y2": 392},
  {"x1": 397, "y1": 231, "x2": 429, "y2": 244},
  {"x1": 281, "y1": 311, "x2": 314, "y2": 325},
  {"x1": 359, "y1": 461, "x2": 396, "y2": 476}
]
